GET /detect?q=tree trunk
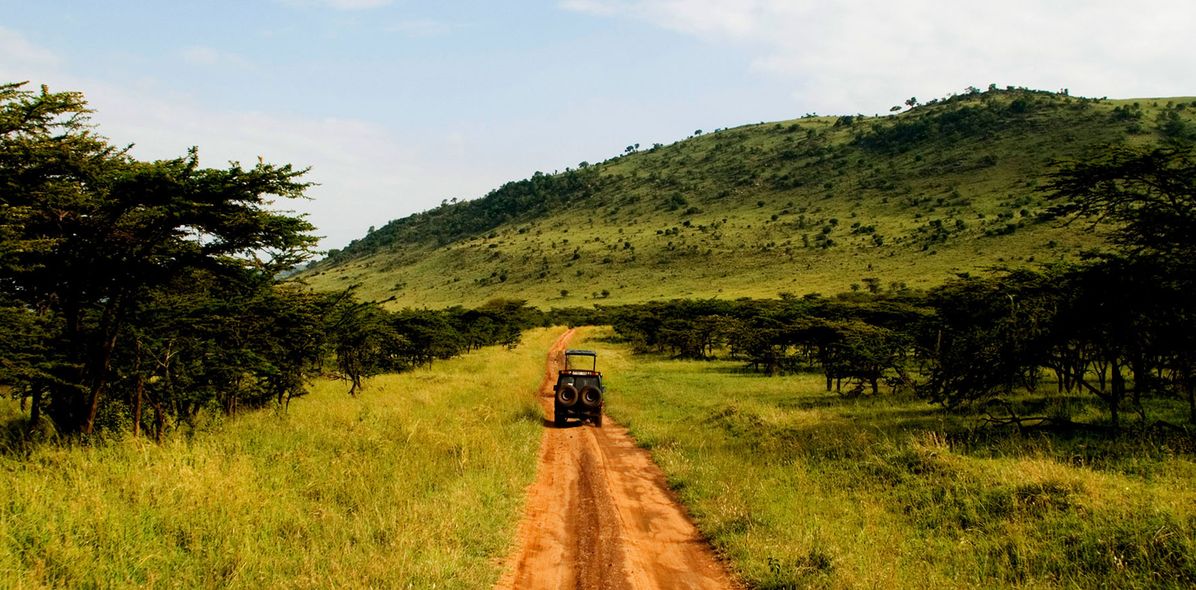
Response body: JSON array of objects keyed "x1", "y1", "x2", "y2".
[
  {"x1": 1180, "y1": 363, "x2": 1196, "y2": 424},
  {"x1": 132, "y1": 340, "x2": 143, "y2": 438},
  {"x1": 1109, "y1": 359, "x2": 1125, "y2": 430},
  {"x1": 83, "y1": 377, "x2": 108, "y2": 435},
  {"x1": 1130, "y1": 357, "x2": 1148, "y2": 422},
  {"x1": 30, "y1": 389, "x2": 41, "y2": 425},
  {"x1": 1188, "y1": 380, "x2": 1195, "y2": 425},
  {"x1": 153, "y1": 400, "x2": 164, "y2": 442},
  {"x1": 83, "y1": 296, "x2": 126, "y2": 435},
  {"x1": 133, "y1": 377, "x2": 143, "y2": 438}
]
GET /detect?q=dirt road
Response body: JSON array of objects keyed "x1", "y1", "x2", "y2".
[{"x1": 496, "y1": 329, "x2": 736, "y2": 590}]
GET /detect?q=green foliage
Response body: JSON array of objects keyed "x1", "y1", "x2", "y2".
[
  {"x1": 0, "y1": 82, "x2": 320, "y2": 435},
  {"x1": 1157, "y1": 108, "x2": 1196, "y2": 144},
  {"x1": 606, "y1": 295, "x2": 927, "y2": 397},
  {"x1": 855, "y1": 104, "x2": 1008, "y2": 152},
  {"x1": 921, "y1": 269, "x2": 1061, "y2": 407},
  {"x1": 0, "y1": 82, "x2": 544, "y2": 437},
  {"x1": 1038, "y1": 146, "x2": 1196, "y2": 425},
  {"x1": 327, "y1": 294, "x2": 406, "y2": 396},
  {"x1": 605, "y1": 261, "x2": 1195, "y2": 428},
  {"x1": 1044, "y1": 146, "x2": 1196, "y2": 262}
]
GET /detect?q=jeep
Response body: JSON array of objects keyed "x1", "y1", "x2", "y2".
[{"x1": 553, "y1": 349, "x2": 604, "y2": 427}]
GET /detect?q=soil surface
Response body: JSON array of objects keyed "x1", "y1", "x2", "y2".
[{"x1": 496, "y1": 329, "x2": 737, "y2": 590}]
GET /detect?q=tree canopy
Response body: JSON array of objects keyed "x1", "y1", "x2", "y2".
[
  {"x1": 1, "y1": 82, "x2": 322, "y2": 434},
  {"x1": 1044, "y1": 146, "x2": 1196, "y2": 262},
  {"x1": 1, "y1": 83, "x2": 547, "y2": 439}
]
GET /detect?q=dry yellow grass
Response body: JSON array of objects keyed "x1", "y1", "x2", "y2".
[{"x1": 0, "y1": 328, "x2": 561, "y2": 589}]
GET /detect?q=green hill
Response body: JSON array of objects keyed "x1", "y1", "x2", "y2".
[{"x1": 302, "y1": 87, "x2": 1196, "y2": 308}]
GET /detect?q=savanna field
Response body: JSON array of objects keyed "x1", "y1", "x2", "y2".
[
  {"x1": 0, "y1": 329, "x2": 555, "y2": 589},
  {"x1": 3, "y1": 81, "x2": 1196, "y2": 590},
  {"x1": 3, "y1": 327, "x2": 1193, "y2": 588},
  {"x1": 581, "y1": 328, "x2": 1196, "y2": 589},
  {"x1": 10, "y1": 1, "x2": 1196, "y2": 586}
]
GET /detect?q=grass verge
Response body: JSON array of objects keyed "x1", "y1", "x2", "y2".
[
  {"x1": 0, "y1": 328, "x2": 559, "y2": 589},
  {"x1": 582, "y1": 328, "x2": 1196, "y2": 589}
]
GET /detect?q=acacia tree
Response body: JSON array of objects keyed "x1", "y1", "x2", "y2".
[
  {"x1": 1, "y1": 82, "x2": 318, "y2": 434},
  {"x1": 329, "y1": 294, "x2": 404, "y2": 396},
  {"x1": 919, "y1": 270, "x2": 1060, "y2": 409},
  {"x1": 1045, "y1": 147, "x2": 1196, "y2": 262},
  {"x1": 1045, "y1": 146, "x2": 1196, "y2": 424},
  {"x1": 826, "y1": 320, "x2": 910, "y2": 396}
]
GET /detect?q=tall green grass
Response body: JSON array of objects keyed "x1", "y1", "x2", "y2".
[
  {"x1": 584, "y1": 328, "x2": 1196, "y2": 589},
  {"x1": 0, "y1": 328, "x2": 558, "y2": 589}
]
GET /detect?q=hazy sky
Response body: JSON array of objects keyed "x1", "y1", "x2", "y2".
[{"x1": 2, "y1": 1, "x2": 1192, "y2": 249}]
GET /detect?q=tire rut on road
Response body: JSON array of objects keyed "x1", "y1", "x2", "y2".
[{"x1": 497, "y1": 328, "x2": 737, "y2": 590}]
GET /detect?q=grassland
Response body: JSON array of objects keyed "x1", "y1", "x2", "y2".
[
  {"x1": 303, "y1": 91, "x2": 1196, "y2": 309},
  {"x1": 579, "y1": 328, "x2": 1196, "y2": 589},
  {"x1": 0, "y1": 328, "x2": 561, "y2": 589}
]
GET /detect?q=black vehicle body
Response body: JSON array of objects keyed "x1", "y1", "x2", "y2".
[{"x1": 553, "y1": 349, "x2": 604, "y2": 427}]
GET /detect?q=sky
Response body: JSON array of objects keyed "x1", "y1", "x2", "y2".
[{"x1": 2, "y1": 0, "x2": 1193, "y2": 250}]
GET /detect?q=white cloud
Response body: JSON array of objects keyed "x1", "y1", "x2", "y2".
[
  {"x1": 83, "y1": 82, "x2": 433, "y2": 250},
  {"x1": 275, "y1": 0, "x2": 393, "y2": 10},
  {"x1": 383, "y1": 18, "x2": 461, "y2": 37},
  {"x1": 323, "y1": 0, "x2": 392, "y2": 8},
  {"x1": 180, "y1": 46, "x2": 251, "y2": 68},
  {"x1": 0, "y1": 28, "x2": 431, "y2": 250},
  {"x1": 0, "y1": 26, "x2": 61, "y2": 70},
  {"x1": 561, "y1": 0, "x2": 1196, "y2": 113},
  {"x1": 562, "y1": 0, "x2": 759, "y2": 37},
  {"x1": 559, "y1": 0, "x2": 621, "y2": 16}
]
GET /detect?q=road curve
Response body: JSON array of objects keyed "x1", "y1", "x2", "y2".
[{"x1": 496, "y1": 328, "x2": 737, "y2": 590}]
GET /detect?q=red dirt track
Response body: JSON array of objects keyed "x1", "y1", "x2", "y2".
[{"x1": 496, "y1": 329, "x2": 736, "y2": 590}]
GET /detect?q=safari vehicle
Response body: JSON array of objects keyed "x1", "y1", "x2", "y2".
[{"x1": 553, "y1": 349, "x2": 604, "y2": 427}]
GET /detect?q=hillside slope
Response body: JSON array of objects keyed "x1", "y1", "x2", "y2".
[{"x1": 303, "y1": 88, "x2": 1196, "y2": 308}]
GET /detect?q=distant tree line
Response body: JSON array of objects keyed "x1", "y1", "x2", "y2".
[
  {"x1": 0, "y1": 83, "x2": 540, "y2": 439},
  {"x1": 601, "y1": 146, "x2": 1196, "y2": 429},
  {"x1": 324, "y1": 296, "x2": 539, "y2": 398},
  {"x1": 324, "y1": 167, "x2": 605, "y2": 263},
  {"x1": 854, "y1": 87, "x2": 1140, "y2": 154},
  {"x1": 856, "y1": 97, "x2": 1034, "y2": 153}
]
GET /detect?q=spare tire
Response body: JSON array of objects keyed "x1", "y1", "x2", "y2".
[
  {"x1": 580, "y1": 386, "x2": 602, "y2": 408},
  {"x1": 557, "y1": 384, "x2": 579, "y2": 407}
]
